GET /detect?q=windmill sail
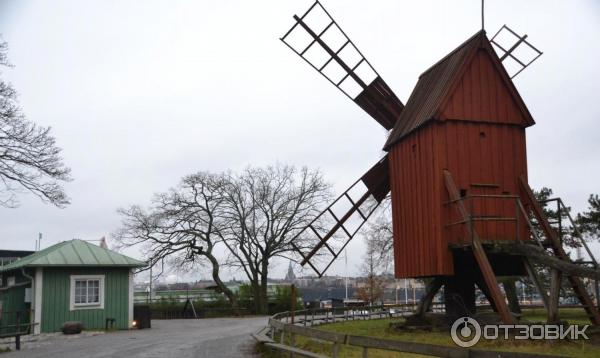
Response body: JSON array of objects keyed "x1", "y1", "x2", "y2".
[
  {"x1": 281, "y1": 1, "x2": 404, "y2": 130},
  {"x1": 292, "y1": 155, "x2": 391, "y2": 277},
  {"x1": 490, "y1": 25, "x2": 542, "y2": 79}
]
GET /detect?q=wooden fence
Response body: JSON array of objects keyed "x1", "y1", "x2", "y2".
[
  {"x1": 149, "y1": 307, "x2": 248, "y2": 319},
  {"x1": 254, "y1": 305, "x2": 564, "y2": 358},
  {"x1": 0, "y1": 310, "x2": 35, "y2": 351}
]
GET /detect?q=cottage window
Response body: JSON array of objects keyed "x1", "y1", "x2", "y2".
[
  {"x1": 70, "y1": 275, "x2": 105, "y2": 310},
  {"x1": 74, "y1": 279, "x2": 100, "y2": 304}
]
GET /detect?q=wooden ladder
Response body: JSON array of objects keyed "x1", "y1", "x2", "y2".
[
  {"x1": 443, "y1": 170, "x2": 516, "y2": 324},
  {"x1": 519, "y1": 175, "x2": 600, "y2": 325}
]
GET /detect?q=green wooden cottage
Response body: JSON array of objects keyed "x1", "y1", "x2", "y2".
[{"x1": 0, "y1": 239, "x2": 145, "y2": 334}]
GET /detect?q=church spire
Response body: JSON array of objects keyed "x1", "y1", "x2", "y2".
[{"x1": 285, "y1": 260, "x2": 296, "y2": 282}]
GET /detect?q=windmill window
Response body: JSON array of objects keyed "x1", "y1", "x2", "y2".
[
  {"x1": 412, "y1": 144, "x2": 417, "y2": 153},
  {"x1": 460, "y1": 189, "x2": 467, "y2": 198},
  {"x1": 70, "y1": 275, "x2": 105, "y2": 310},
  {"x1": 479, "y1": 131, "x2": 486, "y2": 138}
]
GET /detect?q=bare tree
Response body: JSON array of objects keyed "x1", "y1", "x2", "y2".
[
  {"x1": 356, "y1": 239, "x2": 386, "y2": 305},
  {"x1": 113, "y1": 172, "x2": 237, "y2": 308},
  {"x1": 221, "y1": 164, "x2": 331, "y2": 314},
  {"x1": 0, "y1": 38, "x2": 71, "y2": 207},
  {"x1": 362, "y1": 197, "x2": 394, "y2": 273}
]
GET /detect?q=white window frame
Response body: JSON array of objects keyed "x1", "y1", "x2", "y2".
[
  {"x1": 7, "y1": 276, "x2": 15, "y2": 287},
  {"x1": 69, "y1": 275, "x2": 105, "y2": 310}
]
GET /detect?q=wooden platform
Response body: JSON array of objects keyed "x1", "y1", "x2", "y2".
[{"x1": 449, "y1": 241, "x2": 600, "y2": 280}]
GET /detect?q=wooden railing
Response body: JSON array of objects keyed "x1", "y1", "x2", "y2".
[
  {"x1": 0, "y1": 310, "x2": 35, "y2": 351},
  {"x1": 255, "y1": 305, "x2": 563, "y2": 358}
]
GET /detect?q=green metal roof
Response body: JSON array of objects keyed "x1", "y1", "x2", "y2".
[{"x1": 0, "y1": 239, "x2": 146, "y2": 272}]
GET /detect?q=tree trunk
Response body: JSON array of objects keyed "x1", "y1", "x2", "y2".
[
  {"x1": 259, "y1": 265, "x2": 269, "y2": 315},
  {"x1": 251, "y1": 276, "x2": 261, "y2": 314},
  {"x1": 206, "y1": 254, "x2": 239, "y2": 313}
]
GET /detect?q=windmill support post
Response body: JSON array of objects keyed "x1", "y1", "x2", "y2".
[
  {"x1": 474, "y1": 276, "x2": 498, "y2": 313},
  {"x1": 415, "y1": 278, "x2": 443, "y2": 317},
  {"x1": 502, "y1": 279, "x2": 522, "y2": 315},
  {"x1": 443, "y1": 276, "x2": 476, "y2": 317},
  {"x1": 444, "y1": 170, "x2": 516, "y2": 324},
  {"x1": 548, "y1": 269, "x2": 562, "y2": 323},
  {"x1": 519, "y1": 175, "x2": 600, "y2": 325}
]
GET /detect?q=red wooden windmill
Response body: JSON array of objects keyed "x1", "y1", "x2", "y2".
[{"x1": 281, "y1": 1, "x2": 600, "y2": 325}]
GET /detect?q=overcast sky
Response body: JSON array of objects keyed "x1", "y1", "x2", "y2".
[{"x1": 0, "y1": 0, "x2": 599, "y2": 282}]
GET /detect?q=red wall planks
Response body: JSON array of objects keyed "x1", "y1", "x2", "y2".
[
  {"x1": 440, "y1": 50, "x2": 526, "y2": 125},
  {"x1": 391, "y1": 48, "x2": 530, "y2": 279},
  {"x1": 390, "y1": 125, "x2": 441, "y2": 278},
  {"x1": 391, "y1": 123, "x2": 529, "y2": 278}
]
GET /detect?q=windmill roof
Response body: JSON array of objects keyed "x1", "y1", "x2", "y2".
[
  {"x1": 0, "y1": 239, "x2": 146, "y2": 272},
  {"x1": 383, "y1": 30, "x2": 534, "y2": 150}
]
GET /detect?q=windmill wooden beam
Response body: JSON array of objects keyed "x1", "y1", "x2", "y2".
[
  {"x1": 292, "y1": 157, "x2": 390, "y2": 276},
  {"x1": 519, "y1": 176, "x2": 600, "y2": 325},
  {"x1": 443, "y1": 170, "x2": 515, "y2": 324}
]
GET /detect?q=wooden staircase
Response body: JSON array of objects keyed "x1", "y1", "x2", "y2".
[
  {"x1": 443, "y1": 170, "x2": 516, "y2": 324},
  {"x1": 518, "y1": 175, "x2": 600, "y2": 325},
  {"x1": 443, "y1": 170, "x2": 600, "y2": 325}
]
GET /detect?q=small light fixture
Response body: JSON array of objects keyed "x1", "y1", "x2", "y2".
[{"x1": 132, "y1": 320, "x2": 138, "y2": 328}]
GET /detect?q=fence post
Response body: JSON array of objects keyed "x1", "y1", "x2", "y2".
[
  {"x1": 332, "y1": 308, "x2": 335, "y2": 323},
  {"x1": 362, "y1": 347, "x2": 368, "y2": 358},
  {"x1": 15, "y1": 311, "x2": 21, "y2": 351},
  {"x1": 291, "y1": 332, "x2": 297, "y2": 358},
  {"x1": 332, "y1": 342, "x2": 340, "y2": 358},
  {"x1": 304, "y1": 310, "x2": 307, "y2": 326},
  {"x1": 290, "y1": 284, "x2": 296, "y2": 325}
]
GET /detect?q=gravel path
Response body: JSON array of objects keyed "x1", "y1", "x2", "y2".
[{"x1": 3, "y1": 317, "x2": 268, "y2": 358}]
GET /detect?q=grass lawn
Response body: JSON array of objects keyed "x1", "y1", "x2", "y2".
[{"x1": 261, "y1": 308, "x2": 600, "y2": 357}]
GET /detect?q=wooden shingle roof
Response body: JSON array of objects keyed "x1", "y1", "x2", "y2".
[{"x1": 383, "y1": 30, "x2": 534, "y2": 151}]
